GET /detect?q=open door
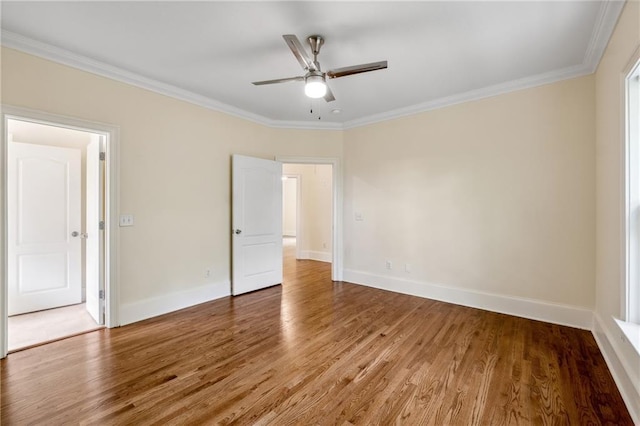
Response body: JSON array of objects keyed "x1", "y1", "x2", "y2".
[
  {"x1": 85, "y1": 135, "x2": 104, "y2": 324},
  {"x1": 232, "y1": 155, "x2": 283, "y2": 295},
  {"x1": 8, "y1": 141, "x2": 82, "y2": 315}
]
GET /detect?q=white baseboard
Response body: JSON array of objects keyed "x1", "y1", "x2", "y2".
[
  {"x1": 119, "y1": 280, "x2": 230, "y2": 326},
  {"x1": 343, "y1": 269, "x2": 593, "y2": 329},
  {"x1": 592, "y1": 314, "x2": 640, "y2": 424},
  {"x1": 299, "y1": 250, "x2": 332, "y2": 263}
]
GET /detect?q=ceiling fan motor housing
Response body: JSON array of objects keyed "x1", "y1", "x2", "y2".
[{"x1": 305, "y1": 70, "x2": 324, "y2": 81}]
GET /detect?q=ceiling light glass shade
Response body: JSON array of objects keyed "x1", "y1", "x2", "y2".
[{"x1": 305, "y1": 74, "x2": 327, "y2": 98}]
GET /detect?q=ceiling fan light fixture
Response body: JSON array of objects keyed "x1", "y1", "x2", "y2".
[
  {"x1": 304, "y1": 74, "x2": 327, "y2": 98},
  {"x1": 252, "y1": 34, "x2": 387, "y2": 104}
]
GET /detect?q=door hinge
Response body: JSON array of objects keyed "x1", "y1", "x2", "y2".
[
  {"x1": 99, "y1": 152, "x2": 106, "y2": 161},
  {"x1": 99, "y1": 290, "x2": 105, "y2": 299},
  {"x1": 99, "y1": 221, "x2": 105, "y2": 230}
]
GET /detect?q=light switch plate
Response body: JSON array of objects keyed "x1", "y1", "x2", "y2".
[{"x1": 119, "y1": 214, "x2": 134, "y2": 227}]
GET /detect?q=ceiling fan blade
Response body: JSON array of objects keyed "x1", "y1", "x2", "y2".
[
  {"x1": 324, "y1": 86, "x2": 336, "y2": 102},
  {"x1": 252, "y1": 76, "x2": 304, "y2": 85},
  {"x1": 283, "y1": 34, "x2": 315, "y2": 71},
  {"x1": 326, "y1": 61, "x2": 388, "y2": 79}
]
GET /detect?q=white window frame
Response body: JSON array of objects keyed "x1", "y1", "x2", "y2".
[
  {"x1": 620, "y1": 55, "x2": 640, "y2": 357},
  {"x1": 624, "y1": 59, "x2": 640, "y2": 325}
]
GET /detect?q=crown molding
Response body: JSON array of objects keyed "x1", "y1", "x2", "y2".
[
  {"x1": 266, "y1": 119, "x2": 343, "y2": 130},
  {"x1": 343, "y1": 0, "x2": 624, "y2": 129},
  {"x1": 584, "y1": 0, "x2": 626, "y2": 73},
  {"x1": 0, "y1": 1, "x2": 624, "y2": 131},
  {"x1": 0, "y1": 31, "x2": 271, "y2": 125},
  {"x1": 342, "y1": 63, "x2": 591, "y2": 129},
  {"x1": 0, "y1": 30, "x2": 340, "y2": 131}
]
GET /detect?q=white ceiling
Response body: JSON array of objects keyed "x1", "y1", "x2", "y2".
[{"x1": 0, "y1": 1, "x2": 625, "y2": 129}]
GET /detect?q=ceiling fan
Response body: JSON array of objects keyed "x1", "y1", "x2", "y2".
[{"x1": 252, "y1": 34, "x2": 388, "y2": 102}]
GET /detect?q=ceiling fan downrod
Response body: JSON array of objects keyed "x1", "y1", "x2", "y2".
[{"x1": 308, "y1": 35, "x2": 324, "y2": 69}]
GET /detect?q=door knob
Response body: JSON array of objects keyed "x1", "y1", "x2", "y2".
[
  {"x1": 71, "y1": 231, "x2": 79, "y2": 237},
  {"x1": 234, "y1": 229, "x2": 242, "y2": 235}
]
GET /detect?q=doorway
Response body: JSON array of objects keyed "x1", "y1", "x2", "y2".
[
  {"x1": 6, "y1": 119, "x2": 103, "y2": 351},
  {"x1": 1, "y1": 106, "x2": 120, "y2": 358},
  {"x1": 282, "y1": 164, "x2": 333, "y2": 265},
  {"x1": 277, "y1": 156, "x2": 342, "y2": 282}
]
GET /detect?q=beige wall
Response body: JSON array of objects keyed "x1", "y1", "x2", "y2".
[
  {"x1": 283, "y1": 163, "x2": 333, "y2": 259},
  {"x1": 1, "y1": 47, "x2": 343, "y2": 311},
  {"x1": 0, "y1": 45, "x2": 598, "y2": 311},
  {"x1": 594, "y1": 0, "x2": 640, "y2": 415},
  {"x1": 344, "y1": 75, "x2": 595, "y2": 308}
]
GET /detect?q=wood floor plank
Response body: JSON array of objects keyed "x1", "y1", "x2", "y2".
[{"x1": 1, "y1": 240, "x2": 633, "y2": 425}]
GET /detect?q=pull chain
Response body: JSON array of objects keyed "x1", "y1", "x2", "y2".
[{"x1": 309, "y1": 101, "x2": 321, "y2": 120}]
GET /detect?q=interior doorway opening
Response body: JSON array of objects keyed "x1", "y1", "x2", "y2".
[
  {"x1": 278, "y1": 157, "x2": 341, "y2": 284},
  {"x1": 1, "y1": 107, "x2": 120, "y2": 358},
  {"x1": 282, "y1": 163, "x2": 333, "y2": 264},
  {"x1": 6, "y1": 119, "x2": 105, "y2": 352}
]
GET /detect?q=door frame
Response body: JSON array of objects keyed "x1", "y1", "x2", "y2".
[
  {"x1": 0, "y1": 105, "x2": 121, "y2": 358},
  {"x1": 276, "y1": 156, "x2": 343, "y2": 282}
]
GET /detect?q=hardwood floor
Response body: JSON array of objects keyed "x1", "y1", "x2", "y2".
[{"x1": 1, "y1": 240, "x2": 632, "y2": 425}]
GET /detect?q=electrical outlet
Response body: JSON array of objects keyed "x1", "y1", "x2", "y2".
[
  {"x1": 405, "y1": 263, "x2": 411, "y2": 273},
  {"x1": 386, "y1": 260, "x2": 392, "y2": 270},
  {"x1": 119, "y1": 214, "x2": 134, "y2": 227},
  {"x1": 205, "y1": 269, "x2": 211, "y2": 278}
]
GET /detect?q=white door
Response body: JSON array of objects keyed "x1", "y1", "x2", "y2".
[
  {"x1": 232, "y1": 155, "x2": 283, "y2": 295},
  {"x1": 8, "y1": 142, "x2": 82, "y2": 315},
  {"x1": 85, "y1": 136, "x2": 104, "y2": 324}
]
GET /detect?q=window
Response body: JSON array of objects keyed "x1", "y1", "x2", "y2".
[{"x1": 624, "y1": 59, "x2": 640, "y2": 328}]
